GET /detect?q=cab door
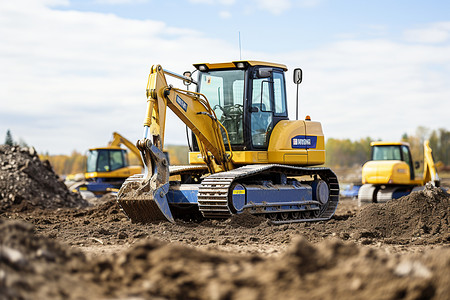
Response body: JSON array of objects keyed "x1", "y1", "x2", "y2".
[
  {"x1": 401, "y1": 145, "x2": 415, "y2": 180},
  {"x1": 249, "y1": 68, "x2": 288, "y2": 149}
]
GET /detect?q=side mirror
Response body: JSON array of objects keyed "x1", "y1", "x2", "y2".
[
  {"x1": 183, "y1": 71, "x2": 192, "y2": 86},
  {"x1": 415, "y1": 161, "x2": 420, "y2": 169},
  {"x1": 257, "y1": 68, "x2": 272, "y2": 78},
  {"x1": 293, "y1": 68, "x2": 302, "y2": 84}
]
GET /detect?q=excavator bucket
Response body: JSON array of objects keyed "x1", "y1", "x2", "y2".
[{"x1": 117, "y1": 139, "x2": 174, "y2": 223}]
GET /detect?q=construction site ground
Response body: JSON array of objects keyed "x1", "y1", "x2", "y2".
[{"x1": 1, "y1": 145, "x2": 449, "y2": 300}]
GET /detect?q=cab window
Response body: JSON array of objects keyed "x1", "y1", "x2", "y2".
[
  {"x1": 372, "y1": 146, "x2": 402, "y2": 160},
  {"x1": 110, "y1": 150, "x2": 126, "y2": 171},
  {"x1": 198, "y1": 70, "x2": 245, "y2": 145},
  {"x1": 273, "y1": 72, "x2": 287, "y2": 116},
  {"x1": 251, "y1": 76, "x2": 273, "y2": 148}
]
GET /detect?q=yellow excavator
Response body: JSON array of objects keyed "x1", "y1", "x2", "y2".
[
  {"x1": 358, "y1": 140, "x2": 440, "y2": 205},
  {"x1": 68, "y1": 132, "x2": 143, "y2": 198},
  {"x1": 117, "y1": 61, "x2": 339, "y2": 224}
]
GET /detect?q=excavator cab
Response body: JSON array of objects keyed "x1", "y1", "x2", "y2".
[
  {"x1": 86, "y1": 148, "x2": 128, "y2": 173},
  {"x1": 192, "y1": 62, "x2": 289, "y2": 151},
  {"x1": 70, "y1": 132, "x2": 144, "y2": 198},
  {"x1": 371, "y1": 143, "x2": 416, "y2": 180}
]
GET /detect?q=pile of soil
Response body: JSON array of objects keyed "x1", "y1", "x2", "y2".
[
  {"x1": 91, "y1": 236, "x2": 446, "y2": 300},
  {"x1": 0, "y1": 145, "x2": 88, "y2": 212},
  {"x1": 0, "y1": 218, "x2": 98, "y2": 299},
  {"x1": 348, "y1": 184, "x2": 449, "y2": 244},
  {"x1": 1, "y1": 217, "x2": 448, "y2": 300}
]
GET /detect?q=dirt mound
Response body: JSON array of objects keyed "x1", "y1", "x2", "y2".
[
  {"x1": 87, "y1": 235, "x2": 448, "y2": 300},
  {"x1": 0, "y1": 145, "x2": 88, "y2": 212},
  {"x1": 0, "y1": 218, "x2": 100, "y2": 299},
  {"x1": 349, "y1": 184, "x2": 449, "y2": 244},
  {"x1": 1, "y1": 207, "x2": 448, "y2": 300}
]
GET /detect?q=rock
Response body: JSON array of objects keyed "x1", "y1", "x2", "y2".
[
  {"x1": 0, "y1": 246, "x2": 28, "y2": 268},
  {"x1": 394, "y1": 260, "x2": 432, "y2": 279}
]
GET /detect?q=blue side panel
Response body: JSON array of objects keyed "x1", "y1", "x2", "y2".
[
  {"x1": 167, "y1": 188, "x2": 198, "y2": 204},
  {"x1": 80, "y1": 182, "x2": 121, "y2": 197},
  {"x1": 85, "y1": 183, "x2": 117, "y2": 192},
  {"x1": 392, "y1": 190, "x2": 410, "y2": 199},
  {"x1": 246, "y1": 187, "x2": 312, "y2": 204},
  {"x1": 240, "y1": 185, "x2": 317, "y2": 213}
]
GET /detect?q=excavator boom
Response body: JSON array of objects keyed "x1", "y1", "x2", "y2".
[
  {"x1": 118, "y1": 65, "x2": 233, "y2": 222},
  {"x1": 423, "y1": 140, "x2": 440, "y2": 185}
]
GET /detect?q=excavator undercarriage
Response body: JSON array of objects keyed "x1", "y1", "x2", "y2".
[{"x1": 118, "y1": 162, "x2": 339, "y2": 224}]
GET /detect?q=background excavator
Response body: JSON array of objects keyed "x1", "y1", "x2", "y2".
[
  {"x1": 358, "y1": 140, "x2": 440, "y2": 205},
  {"x1": 117, "y1": 61, "x2": 339, "y2": 224},
  {"x1": 67, "y1": 132, "x2": 143, "y2": 198}
]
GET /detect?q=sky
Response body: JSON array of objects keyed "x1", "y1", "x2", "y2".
[{"x1": 1, "y1": 0, "x2": 449, "y2": 155}]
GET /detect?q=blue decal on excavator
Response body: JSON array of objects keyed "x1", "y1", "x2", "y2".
[
  {"x1": 176, "y1": 95, "x2": 188, "y2": 112},
  {"x1": 291, "y1": 136, "x2": 317, "y2": 149}
]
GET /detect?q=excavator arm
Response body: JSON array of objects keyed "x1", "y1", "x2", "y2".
[
  {"x1": 117, "y1": 65, "x2": 234, "y2": 223},
  {"x1": 144, "y1": 65, "x2": 233, "y2": 173},
  {"x1": 423, "y1": 140, "x2": 440, "y2": 186},
  {"x1": 108, "y1": 132, "x2": 143, "y2": 167}
]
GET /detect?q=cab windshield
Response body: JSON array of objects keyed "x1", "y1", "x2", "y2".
[
  {"x1": 372, "y1": 146, "x2": 402, "y2": 161},
  {"x1": 198, "y1": 69, "x2": 245, "y2": 145},
  {"x1": 86, "y1": 149, "x2": 127, "y2": 172}
]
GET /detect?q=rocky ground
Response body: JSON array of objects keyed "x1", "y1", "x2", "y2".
[{"x1": 0, "y1": 145, "x2": 449, "y2": 300}]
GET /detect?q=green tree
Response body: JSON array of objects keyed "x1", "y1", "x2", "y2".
[
  {"x1": 4, "y1": 129, "x2": 14, "y2": 146},
  {"x1": 400, "y1": 126, "x2": 449, "y2": 166},
  {"x1": 325, "y1": 137, "x2": 372, "y2": 167}
]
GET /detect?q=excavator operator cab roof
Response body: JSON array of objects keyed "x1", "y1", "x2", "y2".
[
  {"x1": 370, "y1": 141, "x2": 411, "y2": 147},
  {"x1": 193, "y1": 61, "x2": 288, "y2": 71},
  {"x1": 89, "y1": 146, "x2": 123, "y2": 151}
]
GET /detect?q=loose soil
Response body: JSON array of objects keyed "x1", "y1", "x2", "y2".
[{"x1": 1, "y1": 145, "x2": 449, "y2": 300}]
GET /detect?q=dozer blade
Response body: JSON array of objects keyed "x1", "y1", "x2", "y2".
[{"x1": 117, "y1": 138, "x2": 174, "y2": 223}]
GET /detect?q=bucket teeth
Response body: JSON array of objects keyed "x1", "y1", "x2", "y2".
[{"x1": 117, "y1": 198, "x2": 168, "y2": 223}]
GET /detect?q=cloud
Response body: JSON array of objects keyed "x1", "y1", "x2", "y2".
[
  {"x1": 275, "y1": 37, "x2": 450, "y2": 141},
  {"x1": 297, "y1": 0, "x2": 322, "y2": 7},
  {"x1": 94, "y1": 0, "x2": 149, "y2": 4},
  {"x1": 219, "y1": 10, "x2": 232, "y2": 19},
  {"x1": 250, "y1": 0, "x2": 321, "y2": 15},
  {"x1": 0, "y1": 0, "x2": 237, "y2": 154},
  {"x1": 255, "y1": 0, "x2": 292, "y2": 15},
  {"x1": 403, "y1": 22, "x2": 450, "y2": 43},
  {"x1": 188, "y1": 0, "x2": 235, "y2": 5}
]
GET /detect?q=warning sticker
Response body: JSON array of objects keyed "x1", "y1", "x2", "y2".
[{"x1": 233, "y1": 189, "x2": 245, "y2": 195}]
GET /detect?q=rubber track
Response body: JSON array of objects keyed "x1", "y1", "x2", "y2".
[{"x1": 197, "y1": 164, "x2": 339, "y2": 223}]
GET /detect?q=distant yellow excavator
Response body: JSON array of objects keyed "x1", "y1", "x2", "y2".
[
  {"x1": 358, "y1": 140, "x2": 440, "y2": 205},
  {"x1": 67, "y1": 132, "x2": 143, "y2": 198}
]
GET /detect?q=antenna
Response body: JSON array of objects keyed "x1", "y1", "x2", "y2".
[{"x1": 239, "y1": 31, "x2": 242, "y2": 60}]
